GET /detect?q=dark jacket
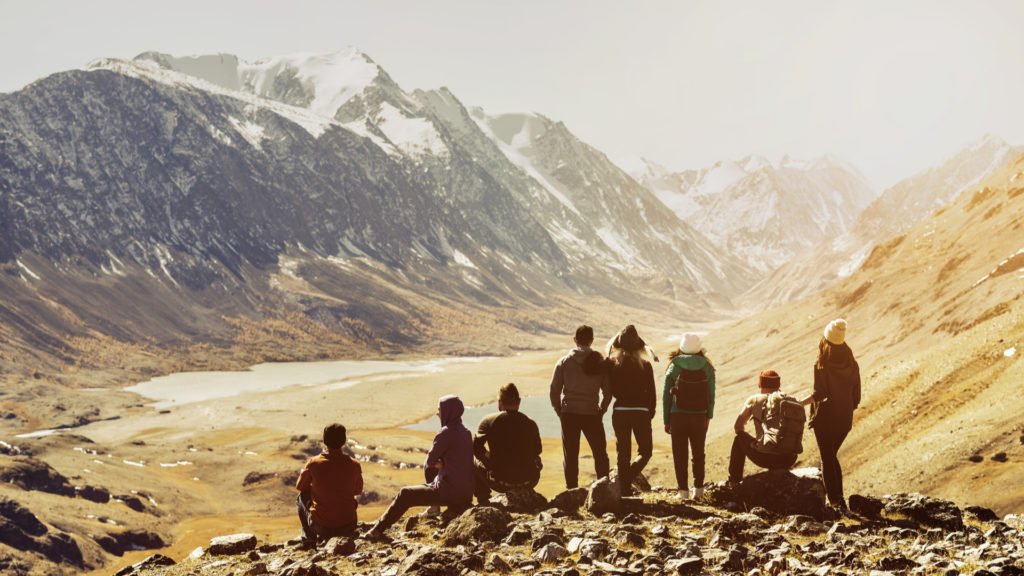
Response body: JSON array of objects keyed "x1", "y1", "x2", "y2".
[
  {"x1": 426, "y1": 395, "x2": 474, "y2": 503},
  {"x1": 550, "y1": 347, "x2": 612, "y2": 416},
  {"x1": 609, "y1": 358, "x2": 656, "y2": 416},
  {"x1": 474, "y1": 410, "x2": 542, "y2": 484},
  {"x1": 811, "y1": 345, "x2": 861, "y2": 432}
]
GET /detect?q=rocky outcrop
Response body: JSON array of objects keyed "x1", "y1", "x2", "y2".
[
  {"x1": 0, "y1": 456, "x2": 75, "y2": 496},
  {"x1": 207, "y1": 533, "x2": 258, "y2": 555},
  {"x1": 490, "y1": 488, "x2": 548, "y2": 513},
  {"x1": 705, "y1": 467, "x2": 828, "y2": 519},
  {"x1": 117, "y1": 485, "x2": 1024, "y2": 576},
  {"x1": 113, "y1": 554, "x2": 176, "y2": 576},
  {"x1": 94, "y1": 529, "x2": 168, "y2": 556},
  {"x1": 442, "y1": 507, "x2": 512, "y2": 545},
  {"x1": 0, "y1": 496, "x2": 85, "y2": 567}
]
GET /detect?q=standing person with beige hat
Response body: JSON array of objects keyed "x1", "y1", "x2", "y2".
[{"x1": 800, "y1": 318, "x2": 861, "y2": 514}]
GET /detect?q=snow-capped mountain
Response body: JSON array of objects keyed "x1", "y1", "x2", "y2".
[
  {"x1": 630, "y1": 154, "x2": 877, "y2": 271},
  {"x1": 0, "y1": 49, "x2": 762, "y2": 362},
  {"x1": 132, "y1": 50, "x2": 754, "y2": 298},
  {"x1": 742, "y1": 134, "x2": 1022, "y2": 308}
]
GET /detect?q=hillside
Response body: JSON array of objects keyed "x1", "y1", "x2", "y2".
[
  {"x1": 743, "y1": 134, "x2": 1020, "y2": 308},
  {"x1": 700, "y1": 152, "x2": 1024, "y2": 513}
]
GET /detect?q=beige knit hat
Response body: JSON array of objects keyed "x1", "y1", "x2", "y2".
[
  {"x1": 824, "y1": 318, "x2": 847, "y2": 345},
  {"x1": 680, "y1": 333, "x2": 703, "y2": 354}
]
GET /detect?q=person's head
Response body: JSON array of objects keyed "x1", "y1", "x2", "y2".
[
  {"x1": 668, "y1": 333, "x2": 712, "y2": 367},
  {"x1": 322, "y1": 423, "x2": 347, "y2": 450},
  {"x1": 758, "y1": 370, "x2": 781, "y2": 394},
  {"x1": 574, "y1": 324, "x2": 594, "y2": 348},
  {"x1": 498, "y1": 382, "x2": 521, "y2": 412},
  {"x1": 818, "y1": 318, "x2": 855, "y2": 368},
  {"x1": 608, "y1": 325, "x2": 647, "y2": 364},
  {"x1": 437, "y1": 395, "x2": 465, "y2": 426}
]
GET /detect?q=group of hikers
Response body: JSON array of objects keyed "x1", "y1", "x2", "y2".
[{"x1": 294, "y1": 320, "x2": 861, "y2": 544}]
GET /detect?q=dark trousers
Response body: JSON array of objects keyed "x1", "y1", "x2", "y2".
[
  {"x1": 376, "y1": 468, "x2": 466, "y2": 532},
  {"x1": 670, "y1": 412, "x2": 708, "y2": 490},
  {"x1": 474, "y1": 460, "x2": 540, "y2": 503},
  {"x1": 813, "y1": 424, "x2": 850, "y2": 505},
  {"x1": 560, "y1": 412, "x2": 610, "y2": 489},
  {"x1": 296, "y1": 493, "x2": 356, "y2": 542},
  {"x1": 612, "y1": 411, "x2": 653, "y2": 495},
  {"x1": 728, "y1": 431, "x2": 798, "y2": 482}
]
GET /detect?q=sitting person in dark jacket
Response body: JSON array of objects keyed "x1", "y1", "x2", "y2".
[
  {"x1": 474, "y1": 383, "x2": 543, "y2": 504},
  {"x1": 365, "y1": 395, "x2": 474, "y2": 538},
  {"x1": 295, "y1": 423, "x2": 363, "y2": 544}
]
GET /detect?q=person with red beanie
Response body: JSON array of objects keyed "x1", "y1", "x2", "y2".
[{"x1": 728, "y1": 370, "x2": 801, "y2": 484}]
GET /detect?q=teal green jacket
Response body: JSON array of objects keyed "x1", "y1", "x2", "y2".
[{"x1": 663, "y1": 354, "x2": 716, "y2": 425}]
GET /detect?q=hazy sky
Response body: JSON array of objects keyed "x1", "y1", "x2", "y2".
[{"x1": 4, "y1": 1, "x2": 1023, "y2": 189}]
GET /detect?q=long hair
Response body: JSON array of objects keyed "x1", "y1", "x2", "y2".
[
  {"x1": 667, "y1": 347, "x2": 714, "y2": 370},
  {"x1": 817, "y1": 338, "x2": 855, "y2": 369},
  {"x1": 609, "y1": 346, "x2": 646, "y2": 367}
]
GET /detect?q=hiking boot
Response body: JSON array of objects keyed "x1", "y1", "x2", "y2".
[
  {"x1": 691, "y1": 486, "x2": 705, "y2": 500},
  {"x1": 418, "y1": 505, "x2": 441, "y2": 518}
]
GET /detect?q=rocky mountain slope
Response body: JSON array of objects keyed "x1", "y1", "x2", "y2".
[
  {"x1": 699, "y1": 151, "x2": 1024, "y2": 514},
  {"x1": 743, "y1": 134, "x2": 1020, "y2": 308},
  {"x1": 0, "y1": 50, "x2": 757, "y2": 385},
  {"x1": 628, "y1": 154, "x2": 876, "y2": 272}
]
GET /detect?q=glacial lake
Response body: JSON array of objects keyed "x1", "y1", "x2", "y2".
[
  {"x1": 406, "y1": 396, "x2": 617, "y2": 439},
  {"x1": 125, "y1": 357, "x2": 493, "y2": 409}
]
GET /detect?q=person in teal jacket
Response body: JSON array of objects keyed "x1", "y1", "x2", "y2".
[{"x1": 663, "y1": 333, "x2": 716, "y2": 500}]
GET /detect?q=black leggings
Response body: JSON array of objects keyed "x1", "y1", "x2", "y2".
[
  {"x1": 612, "y1": 410, "x2": 653, "y2": 494},
  {"x1": 813, "y1": 424, "x2": 850, "y2": 505}
]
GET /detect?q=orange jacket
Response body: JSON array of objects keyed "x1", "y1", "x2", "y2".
[{"x1": 296, "y1": 451, "x2": 363, "y2": 527}]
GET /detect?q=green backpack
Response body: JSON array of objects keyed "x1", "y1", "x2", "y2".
[{"x1": 760, "y1": 391, "x2": 806, "y2": 455}]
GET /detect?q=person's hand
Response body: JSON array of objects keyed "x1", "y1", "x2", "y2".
[{"x1": 664, "y1": 424, "x2": 671, "y2": 435}]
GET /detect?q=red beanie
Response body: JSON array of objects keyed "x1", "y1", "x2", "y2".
[{"x1": 758, "y1": 370, "x2": 781, "y2": 389}]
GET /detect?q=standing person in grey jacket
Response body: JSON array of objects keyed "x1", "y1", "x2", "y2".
[
  {"x1": 550, "y1": 325, "x2": 612, "y2": 489},
  {"x1": 365, "y1": 395, "x2": 473, "y2": 538}
]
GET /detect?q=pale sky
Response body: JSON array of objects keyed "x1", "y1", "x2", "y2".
[{"x1": 4, "y1": 0, "x2": 1023, "y2": 189}]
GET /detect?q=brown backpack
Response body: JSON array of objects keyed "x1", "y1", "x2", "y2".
[
  {"x1": 671, "y1": 368, "x2": 708, "y2": 411},
  {"x1": 759, "y1": 391, "x2": 806, "y2": 455}
]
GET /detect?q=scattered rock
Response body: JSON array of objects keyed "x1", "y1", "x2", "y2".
[
  {"x1": 883, "y1": 493, "x2": 964, "y2": 531},
  {"x1": 503, "y1": 525, "x2": 531, "y2": 545},
  {"x1": 585, "y1": 476, "x2": 622, "y2": 515},
  {"x1": 550, "y1": 487, "x2": 589, "y2": 512},
  {"x1": 208, "y1": 533, "x2": 258, "y2": 555},
  {"x1": 969, "y1": 454, "x2": 984, "y2": 463},
  {"x1": 491, "y1": 489, "x2": 548, "y2": 513},
  {"x1": 849, "y1": 494, "x2": 885, "y2": 519},
  {"x1": 323, "y1": 536, "x2": 355, "y2": 556},
  {"x1": 114, "y1": 494, "x2": 147, "y2": 513},
  {"x1": 665, "y1": 556, "x2": 704, "y2": 574},
  {"x1": 533, "y1": 542, "x2": 569, "y2": 563},
  {"x1": 965, "y1": 505, "x2": 1000, "y2": 522},
  {"x1": 442, "y1": 507, "x2": 513, "y2": 545},
  {"x1": 113, "y1": 553, "x2": 175, "y2": 576},
  {"x1": 243, "y1": 471, "x2": 277, "y2": 486},
  {"x1": 992, "y1": 452, "x2": 1009, "y2": 462}
]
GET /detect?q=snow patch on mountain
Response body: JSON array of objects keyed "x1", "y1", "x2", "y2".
[
  {"x1": 240, "y1": 49, "x2": 379, "y2": 118},
  {"x1": 375, "y1": 102, "x2": 448, "y2": 159}
]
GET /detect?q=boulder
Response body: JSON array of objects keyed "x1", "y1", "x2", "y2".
[
  {"x1": 113, "y1": 554, "x2": 175, "y2": 576},
  {"x1": 114, "y1": 494, "x2": 147, "y2": 513},
  {"x1": 965, "y1": 505, "x2": 1000, "y2": 523},
  {"x1": 706, "y1": 468, "x2": 827, "y2": 520},
  {"x1": 849, "y1": 494, "x2": 885, "y2": 519},
  {"x1": 665, "y1": 557, "x2": 704, "y2": 574},
  {"x1": 503, "y1": 525, "x2": 532, "y2": 545},
  {"x1": 243, "y1": 471, "x2": 276, "y2": 486},
  {"x1": 585, "y1": 476, "x2": 622, "y2": 516},
  {"x1": 323, "y1": 536, "x2": 356, "y2": 556},
  {"x1": 442, "y1": 507, "x2": 513, "y2": 545},
  {"x1": 533, "y1": 542, "x2": 569, "y2": 563},
  {"x1": 492, "y1": 489, "x2": 548, "y2": 513},
  {"x1": 208, "y1": 533, "x2": 258, "y2": 555},
  {"x1": 550, "y1": 487, "x2": 588, "y2": 512},
  {"x1": 882, "y1": 493, "x2": 964, "y2": 531},
  {"x1": 0, "y1": 457, "x2": 75, "y2": 496},
  {"x1": 399, "y1": 548, "x2": 474, "y2": 576}
]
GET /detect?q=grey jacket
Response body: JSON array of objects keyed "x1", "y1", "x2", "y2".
[
  {"x1": 549, "y1": 347, "x2": 612, "y2": 416},
  {"x1": 426, "y1": 395, "x2": 474, "y2": 504}
]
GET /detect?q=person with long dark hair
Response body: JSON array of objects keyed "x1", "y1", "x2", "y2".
[
  {"x1": 604, "y1": 325, "x2": 656, "y2": 496},
  {"x1": 800, "y1": 318, "x2": 861, "y2": 514},
  {"x1": 663, "y1": 333, "x2": 715, "y2": 500}
]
